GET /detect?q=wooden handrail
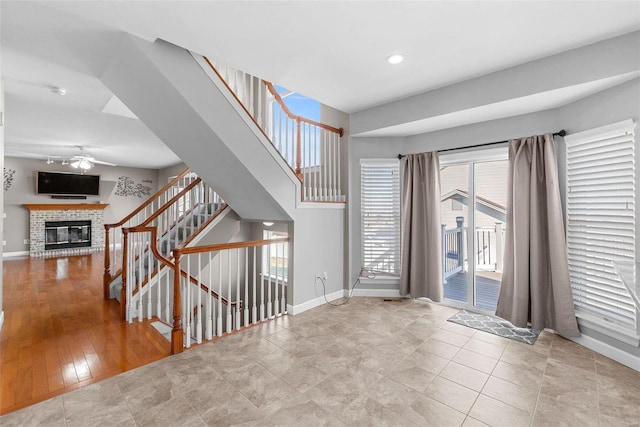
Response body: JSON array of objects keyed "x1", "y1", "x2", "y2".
[
  {"x1": 202, "y1": 56, "x2": 344, "y2": 187},
  {"x1": 103, "y1": 171, "x2": 200, "y2": 298},
  {"x1": 104, "y1": 167, "x2": 192, "y2": 230},
  {"x1": 174, "y1": 237, "x2": 289, "y2": 257},
  {"x1": 139, "y1": 178, "x2": 202, "y2": 227},
  {"x1": 127, "y1": 226, "x2": 183, "y2": 353},
  {"x1": 262, "y1": 81, "x2": 343, "y2": 136}
]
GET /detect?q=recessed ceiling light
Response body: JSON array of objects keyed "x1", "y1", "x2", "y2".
[
  {"x1": 386, "y1": 54, "x2": 404, "y2": 65},
  {"x1": 262, "y1": 221, "x2": 274, "y2": 227}
]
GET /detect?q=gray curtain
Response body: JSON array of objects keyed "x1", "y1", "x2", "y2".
[
  {"x1": 400, "y1": 152, "x2": 443, "y2": 301},
  {"x1": 495, "y1": 134, "x2": 580, "y2": 337}
]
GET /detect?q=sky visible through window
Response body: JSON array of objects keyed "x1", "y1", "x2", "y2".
[{"x1": 274, "y1": 85, "x2": 320, "y2": 121}]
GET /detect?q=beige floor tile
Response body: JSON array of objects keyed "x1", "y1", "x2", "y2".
[
  {"x1": 198, "y1": 391, "x2": 265, "y2": 426},
  {"x1": 431, "y1": 329, "x2": 471, "y2": 347},
  {"x1": 303, "y1": 377, "x2": 362, "y2": 414},
  {"x1": 62, "y1": 379, "x2": 135, "y2": 427},
  {"x1": 469, "y1": 394, "x2": 531, "y2": 427},
  {"x1": 500, "y1": 342, "x2": 548, "y2": 371},
  {"x1": 0, "y1": 396, "x2": 66, "y2": 427},
  {"x1": 386, "y1": 365, "x2": 437, "y2": 392},
  {"x1": 471, "y1": 330, "x2": 512, "y2": 347},
  {"x1": 491, "y1": 360, "x2": 545, "y2": 390},
  {"x1": 452, "y1": 348, "x2": 499, "y2": 374},
  {"x1": 462, "y1": 338, "x2": 507, "y2": 359},
  {"x1": 131, "y1": 395, "x2": 201, "y2": 427},
  {"x1": 440, "y1": 362, "x2": 490, "y2": 392},
  {"x1": 415, "y1": 337, "x2": 462, "y2": 360},
  {"x1": 404, "y1": 350, "x2": 450, "y2": 375},
  {"x1": 481, "y1": 376, "x2": 538, "y2": 413},
  {"x1": 259, "y1": 400, "x2": 335, "y2": 427},
  {"x1": 408, "y1": 394, "x2": 467, "y2": 427},
  {"x1": 461, "y1": 416, "x2": 490, "y2": 427},
  {"x1": 425, "y1": 376, "x2": 479, "y2": 414},
  {"x1": 439, "y1": 320, "x2": 478, "y2": 337},
  {"x1": 338, "y1": 396, "x2": 410, "y2": 426},
  {"x1": 532, "y1": 392, "x2": 598, "y2": 427}
]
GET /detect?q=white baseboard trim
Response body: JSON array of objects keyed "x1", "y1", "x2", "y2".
[
  {"x1": 3, "y1": 251, "x2": 29, "y2": 258},
  {"x1": 570, "y1": 333, "x2": 640, "y2": 372},
  {"x1": 287, "y1": 290, "x2": 343, "y2": 315},
  {"x1": 0, "y1": 311, "x2": 4, "y2": 331},
  {"x1": 349, "y1": 288, "x2": 404, "y2": 298}
]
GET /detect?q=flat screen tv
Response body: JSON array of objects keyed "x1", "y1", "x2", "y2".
[{"x1": 36, "y1": 171, "x2": 101, "y2": 196}]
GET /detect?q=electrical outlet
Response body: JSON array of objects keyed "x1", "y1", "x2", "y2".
[
  {"x1": 323, "y1": 271, "x2": 328, "y2": 280},
  {"x1": 2, "y1": 241, "x2": 5, "y2": 246},
  {"x1": 24, "y1": 239, "x2": 29, "y2": 245}
]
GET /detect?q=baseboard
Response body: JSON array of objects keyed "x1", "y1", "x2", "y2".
[
  {"x1": 349, "y1": 288, "x2": 404, "y2": 298},
  {"x1": 287, "y1": 290, "x2": 343, "y2": 315},
  {"x1": 0, "y1": 311, "x2": 4, "y2": 331},
  {"x1": 3, "y1": 251, "x2": 29, "y2": 258},
  {"x1": 570, "y1": 333, "x2": 640, "y2": 372}
]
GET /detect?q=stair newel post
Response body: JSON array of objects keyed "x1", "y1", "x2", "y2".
[
  {"x1": 121, "y1": 228, "x2": 129, "y2": 321},
  {"x1": 103, "y1": 224, "x2": 111, "y2": 300},
  {"x1": 295, "y1": 116, "x2": 303, "y2": 180},
  {"x1": 171, "y1": 249, "x2": 184, "y2": 354}
]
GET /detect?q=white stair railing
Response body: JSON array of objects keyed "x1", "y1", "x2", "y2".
[
  {"x1": 203, "y1": 57, "x2": 345, "y2": 203},
  {"x1": 170, "y1": 237, "x2": 289, "y2": 353},
  {"x1": 120, "y1": 181, "x2": 225, "y2": 321},
  {"x1": 103, "y1": 168, "x2": 194, "y2": 298}
]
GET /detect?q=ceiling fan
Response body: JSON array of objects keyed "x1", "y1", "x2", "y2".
[{"x1": 68, "y1": 147, "x2": 117, "y2": 170}]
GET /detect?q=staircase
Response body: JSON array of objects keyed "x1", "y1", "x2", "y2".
[
  {"x1": 99, "y1": 35, "x2": 346, "y2": 354},
  {"x1": 103, "y1": 169, "x2": 228, "y2": 318}
]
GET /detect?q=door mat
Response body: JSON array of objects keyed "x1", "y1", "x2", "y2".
[{"x1": 447, "y1": 310, "x2": 540, "y2": 345}]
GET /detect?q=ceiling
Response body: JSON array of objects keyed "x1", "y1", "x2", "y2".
[{"x1": 1, "y1": 1, "x2": 639, "y2": 169}]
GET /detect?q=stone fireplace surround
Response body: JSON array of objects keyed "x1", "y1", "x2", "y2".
[{"x1": 24, "y1": 204, "x2": 108, "y2": 257}]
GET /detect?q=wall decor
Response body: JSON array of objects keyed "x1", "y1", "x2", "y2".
[
  {"x1": 4, "y1": 168, "x2": 16, "y2": 191},
  {"x1": 115, "y1": 176, "x2": 152, "y2": 198}
]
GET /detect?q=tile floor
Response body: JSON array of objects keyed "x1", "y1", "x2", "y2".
[{"x1": 1, "y1": 297, "x2": 639, "y2": 426}]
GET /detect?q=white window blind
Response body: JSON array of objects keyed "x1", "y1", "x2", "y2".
[
  {"x1": 361, "y1": 159, "x2": 401, "y2": 275},
  {"x1": 565, "y1": 119, "x2": 636, "y2": 329}
]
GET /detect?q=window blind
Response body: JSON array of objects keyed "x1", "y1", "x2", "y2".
[
  {"x1": 565, "y1": 119, "x2": 636, "y2": 329},
  {"x1": 361, "y1": 159, "x2": 401, "y2": 275}
]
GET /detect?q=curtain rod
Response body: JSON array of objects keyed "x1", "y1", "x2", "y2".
[{"x1": 397, "y1": 129, "x2": 566, "y2": 160}]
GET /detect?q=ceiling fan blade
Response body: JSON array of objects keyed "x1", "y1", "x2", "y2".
[{"x1": 92, "y1": 159, "x2": 117, "y2": 167}]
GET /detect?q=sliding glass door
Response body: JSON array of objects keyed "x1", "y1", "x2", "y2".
[{"x1": 440, "y1": 148, "x2": 508, "y2": 312}]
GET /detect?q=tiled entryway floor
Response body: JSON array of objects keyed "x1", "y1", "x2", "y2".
[{"x1": 2, "y1": 297, "x2": 638, "y2": 426}]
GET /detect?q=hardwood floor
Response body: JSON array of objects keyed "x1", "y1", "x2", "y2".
[{"x1": 0, "y1": 253, "x2": 170, "y2": 415}]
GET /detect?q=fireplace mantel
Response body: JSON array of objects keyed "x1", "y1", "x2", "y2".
[{"x1": 24, "y1": 203, "x2": 109, "y2": 211}]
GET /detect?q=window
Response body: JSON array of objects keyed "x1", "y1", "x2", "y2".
[
  {"x1": 566, "y1": 120, "x2": 636, "y2": 330},
  {"x1": 360, "y1": 159, "x2": 401, "y2": 275},
  {"x1": 263, "y1": 230, "x2": 288, "y2": 282}
]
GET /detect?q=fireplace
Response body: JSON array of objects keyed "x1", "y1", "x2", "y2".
[
  {"x1": 24, "y1": 203, "x2": 108, "y2": 257},
  {"x1": 45, "y1": 220, "x2": 91, "y2": 250}
]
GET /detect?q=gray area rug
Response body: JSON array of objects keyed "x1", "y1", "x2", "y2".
[{"x1": 447, "y1": 310, "x2": 540, "y2": 345}]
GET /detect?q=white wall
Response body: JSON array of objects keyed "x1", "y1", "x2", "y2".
[
  {"x1": 1, "y1": 77, "x2": 5, "y2": 327},
  {"x1": 290, "y1": 206, "x2": 344, "y2": 312},
  {"x1": 2, "y1": 156, "x2": 159, "y2": 254},
  {"x1": 321, "y1": 104, "x2": 351, "y2": 295}
]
